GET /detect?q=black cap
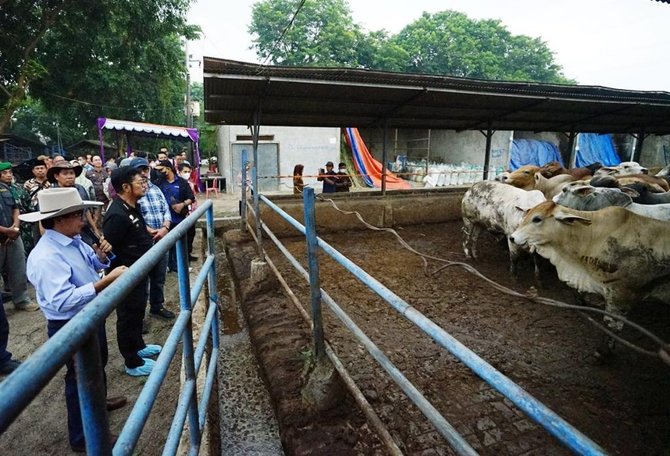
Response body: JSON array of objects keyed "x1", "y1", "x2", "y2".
[{"x1": 325, "y1": 161, "x2": 334, "y2": 167}]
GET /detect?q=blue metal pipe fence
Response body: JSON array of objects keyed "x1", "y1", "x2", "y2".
[
  {"x1": 0, "y1": 200, "x2": 220, "y2": 456},
  {"x1": 256, "y1": 191, "x2": 607, "y2": 456}
]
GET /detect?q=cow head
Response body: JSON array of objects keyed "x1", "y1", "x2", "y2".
[
  {"x1": 539, "y1": 161, "x2": 563, "y2": 178},
  {"x1": 505, "y1": 165, "x2": 540, "y2": 190}
]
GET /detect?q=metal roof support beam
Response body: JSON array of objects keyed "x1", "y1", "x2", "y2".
[
  {"x1": 566, "y1": 131, "x2": 578, "y2": 168},
  {"x1": 480, "y1": 123, "x2": 494, "y2": 181},
  {"x1": 633, "y1": 128, "x2": 647, "y2": 163},
  {"x1": 458, "y1": 99, "x2": 550, "y2": 132}
]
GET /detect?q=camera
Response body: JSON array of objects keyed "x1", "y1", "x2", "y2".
[{"x1": 319, "y1": 168, "x2": 325, "y2": 174}]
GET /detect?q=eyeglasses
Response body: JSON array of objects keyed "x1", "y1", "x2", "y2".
[
  {"x1": 130, "y1": 178, "x2": 149, "y2": 186},
  {"x1": 64, "y1": 211, "x2": 84, "y2": 219}
]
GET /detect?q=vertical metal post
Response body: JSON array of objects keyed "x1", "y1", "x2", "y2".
[
  {"x1": 206, "y1": 205, "x2": 219, "y2": 351},
  {"x1": 176, "y1": 237, "x2": 201, "y2": 449},
  {"x1": 483, "y1": 124, "x2": 493, "y2": 181},
  {"x1": 567, "y1": 131, "x2": 577, "y2": 168},
  {"x1": 629, "y1": 134, "x2": 638, "y2": 161},
  {"x1": 185, "y1": 41, "x2": 192, "y2": 128},
  {"x1": 251, "y1": 111, "x2": 263, "y2": 256},
  {"x1": 240, "y1": 149, "x2": 248, "y2": 232},
  {"x1": 303, "y1": 188, "x2": 325, "y2": 360},
  {"x1": 634, "y1": 129, "x2": 646, "y2": 163},
  {"x1": 76, "y1": 331, "x2": 111, "y2": 455},
  {"x1": 381, "y1": 120, "x2": 388, "y2": 195}
]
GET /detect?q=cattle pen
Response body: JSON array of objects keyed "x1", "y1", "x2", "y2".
[{"x1": 216, "y1": 182, "x2": 668, "y2": 455}]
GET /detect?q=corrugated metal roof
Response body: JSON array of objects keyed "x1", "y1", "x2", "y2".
[{"x1": 203, "y1": 57, "x2": 670, "y2": 135}]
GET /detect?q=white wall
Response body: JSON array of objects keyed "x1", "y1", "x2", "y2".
[{"x1": 217, "y1": 125, "x2": 340, "y2": 193}]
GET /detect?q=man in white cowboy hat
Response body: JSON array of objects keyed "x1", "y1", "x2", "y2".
[
  {"x1": 47, "y1": 160, "x2": 101, "y2": 247},
  {"x1": 21, "y1": 187, "x2": 128, "y2": 452}
]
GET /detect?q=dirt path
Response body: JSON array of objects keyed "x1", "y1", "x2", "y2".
[{"x1": 227, "y1": 221, "x2": 670, "y2": 455}]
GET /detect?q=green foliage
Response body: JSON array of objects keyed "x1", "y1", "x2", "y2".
[
  {"x1": 1, "y1": 0, "x2": 200, "y2": 144},
  {"x1": 249, "y1": 1, "x2": 574, "y2": 84}
]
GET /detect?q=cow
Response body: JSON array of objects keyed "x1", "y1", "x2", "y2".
[
  {"x1": 553, "y1": 185, "x2": 670, "y2": 221},
  {"x1": 510, "y1": 201, "x2": 670, "y2": 356},
  {"x1": 532, "y1": 172, "x2": 576, "y2": 199},
  {"x1": 499, "y1": 165, "x2": 540, "y2": 190},
  {"x1": 589, "y1": 174, "x2": 669, "y2": 193},
  {"x1": 594, "y1": 161, "x2": 648, "y2": 177},
  {"x1": 538, "y1": 161, "x2": 602, "y2": 179},
  {"x1": 462, "y1": 181, "x2": 546, "y2": 278}
]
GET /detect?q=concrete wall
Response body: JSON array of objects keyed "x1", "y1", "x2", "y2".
[
  {"x1": 216, "y1": 125, "x2": 340, "y2": 193},
  {"x1": 252, "y1": 188, "x2": 466, "y2": 238},
  {"x1": 359, "y1": 128, "x2": 511, "y2": 171}
]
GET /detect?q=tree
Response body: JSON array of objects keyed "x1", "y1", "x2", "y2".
[
  {"x1": 249, "y1": 1, "x2": 573, "y2": 84},
  {"x1": 1, "y1": 0, "x2": 200, "y2": 142},
  {"x1": 249, "y1": 0, "x2": 366, "y2": 67},
  {"x1": 392, "y1": 11, "x2": 573, "y2": 83}
]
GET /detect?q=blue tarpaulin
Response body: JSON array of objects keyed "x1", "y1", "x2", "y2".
[
  {"x1": 576, "y1": 133, "x2": 621, "y2": 167},
  {"x1": 509, "y1": 139, "x2": 562, "y2": 170}
]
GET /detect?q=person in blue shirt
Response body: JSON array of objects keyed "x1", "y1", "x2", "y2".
[
  {"x1": 154, "y1": 160, "x2": 195, "y2": 272},
  {"x1": 317, "y1": 161, "x2": 338, "y2": 193},
  {"x1": 22, "y1": 187, "x2": 127, "y2": 453}
]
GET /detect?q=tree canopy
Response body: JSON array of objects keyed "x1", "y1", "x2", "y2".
[
  {"x1": 249, "y1": 0, "x2": 574, "y2": 84},
  {"x1": 1, "y1": 0, "x2": 199, "y2": 145}
]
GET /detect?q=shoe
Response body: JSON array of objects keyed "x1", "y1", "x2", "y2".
[
  {"x1": 125, "y1": 358, "x2": 156, "y2": 377},
  {"x1": 14, "y1": 301, "x2": 39, "y2": 312},
  {"x1": 71, "y1": 435, "x2": 118, "y2": 453},
  {"x1": 188, "y1": 255, "x2": 198, "y2": 262},
  {"x1": 150, "y1": 306, "x2": 175, "y2": 320},
  {"x1": 106, "y1": 396, "x2": 127, "y2": 411},
  {"x1": 137, "y1": 344, "x2": 162, "y2": 358},
  {"x1": 0, "y1": 359, "x2": 21, "y2": 375}
]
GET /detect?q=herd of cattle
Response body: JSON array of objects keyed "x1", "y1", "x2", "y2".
[{"x1": 461, "y1": 161, "x2": 670, "y2": 357}]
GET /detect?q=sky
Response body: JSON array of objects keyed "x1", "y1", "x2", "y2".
[{"x1": 186, "y1": 0, "x2": 670, "y2": 92}]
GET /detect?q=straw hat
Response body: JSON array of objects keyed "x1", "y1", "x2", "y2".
[
  {"x1": 47, "y1": 161, "x2": 83, "y2": 183},
  {"x1": 19, "y1": 188, "x2": 102, "y2": 223}
]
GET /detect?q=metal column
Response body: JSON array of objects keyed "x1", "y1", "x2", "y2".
[
  {"x1": 482, "y1": 124, "x2": 493, "y2": 181},
  {"x1": 381, "y1": 121, "x2": 388, "y2": 195},
  {"x1": 251, "y1": 111, "x2": 263, "y2": 256},
  {"x1": 303, "y1": 188, "x2": 326, "y2": 360}
]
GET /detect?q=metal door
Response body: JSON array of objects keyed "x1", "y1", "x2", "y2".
[{"x1": 231, "y1": 143, "x2": 279, "y2": 192}]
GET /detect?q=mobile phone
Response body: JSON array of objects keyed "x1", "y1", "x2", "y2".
[{"x1": 83, "y1": 225, "x2": 116, "y2": 261}]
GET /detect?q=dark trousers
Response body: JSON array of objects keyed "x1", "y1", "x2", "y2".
[
  {"x1": 0, "y1": 299, "x2": 11, "y2": 366},
  {"x1": 47, "y1": 319, "x2": 108, "y2": 447},
  {"x1": 148, "y1": 252, "x2": 168, "y2": 311},
  {"x1": 167, "y1": 224, "x2": 195, "y2": 271},
  {"x1": 116, "y1": 278, "x2": 148, "y2": 368}
]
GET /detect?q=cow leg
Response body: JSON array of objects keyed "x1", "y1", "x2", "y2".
[
  {"x1": 463, "y1": 222, "x2": 481, "y2": 260},
  {"x1": 531, "y1": 252, "x2": 543, "y2": 288},
  {"x1": 507, "y1": 238, "x2": 520, "y2": 279}
]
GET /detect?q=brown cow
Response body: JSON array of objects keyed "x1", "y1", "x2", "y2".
[{"x1": 539, "y1": 161, "x2": 602, "y2": 180}]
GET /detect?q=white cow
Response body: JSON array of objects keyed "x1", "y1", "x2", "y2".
[
  {"x1": 594, "y1": 161, "x2": 648, "y2": 177},
  {"x1": 553, "y1": 185, "x2": 670, "y2": 222},
  {"x1": 462, "y1": 181, "x2": 545, "y2": 277},
  {"x1": 532, "y1": 173, "x2": 576, "y2": 199},
  {"x1": 511, "y1": 201, "x2": 670, "y2": 340}
]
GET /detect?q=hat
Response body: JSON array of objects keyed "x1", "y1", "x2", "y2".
[
  {"x1": 0, "y1": 162, "x2": 12, "y2": 172},
  {"x1": 338, "y1": 162, "x2": 346, "y2": 168},
  {"x1": 119, "y1": 157, "x2": 134, "y2": 167},
  {"x1": 156, "y1": 159, "x2": 175, "y2": 171},
  {"x1": 31, "y1": 159, "x2": 46, "y2": 169},
  {"x1": 105, "y1": 161, "x2": 118, "y2": 171},
  {"x1": 19, "y1": 188, "x2": 102, "y2": 223},
  {"x1": 47, "y1": 161, "x2": 82, "y2": 183},
  {"x1": 325, "y1": 161, "x2": 334, "y2": 167},
  {"x1": 129, "y1": 157, "x2": 150, "y2": 169}
]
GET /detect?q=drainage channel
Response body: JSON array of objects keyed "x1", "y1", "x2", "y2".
[{"x1": 217, "y1": 245, "x2": 284, "y2": 455}]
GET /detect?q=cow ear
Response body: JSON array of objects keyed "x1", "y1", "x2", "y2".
[
  {"x1": 554, "y1": 209, "x2": 592, "y2": 225},
  {"x1": 572, "y1": 185, "x2": 595, "y2": 196},
  {"x1": 620, "y1": 186, "x2": 639, "y2": 199}
]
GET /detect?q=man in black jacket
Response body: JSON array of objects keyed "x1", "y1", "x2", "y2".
[{"x1": 103, "y1": 167, "x2": 161, "y2": 376}]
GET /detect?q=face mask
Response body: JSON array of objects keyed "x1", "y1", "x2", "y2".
[{"x1": 180, "y1": 172, "x2": 191, "y2": 179}]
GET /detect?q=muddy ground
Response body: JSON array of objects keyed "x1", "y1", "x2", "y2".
[
  {"x1": 229, "y1": 220, "x2": 670, "y2": 455},
  {"x1": 0, "y1": 245, "x2": 213, "y2": 455}
]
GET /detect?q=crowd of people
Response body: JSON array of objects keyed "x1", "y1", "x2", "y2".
[
  {"x1": 0, "y1": 147, "x2": 199, "y2": 452},
  {"x1": 293, "y1": 161, "x2": 352, "y2": 194}
]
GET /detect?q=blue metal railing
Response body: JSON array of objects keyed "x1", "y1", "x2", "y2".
[
  {"x1": 0, "y1": 201, "x2": 219, "y2": 456},
  {"x1": 252, "y1": 188, "x2": 607, "y2": 456}
]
